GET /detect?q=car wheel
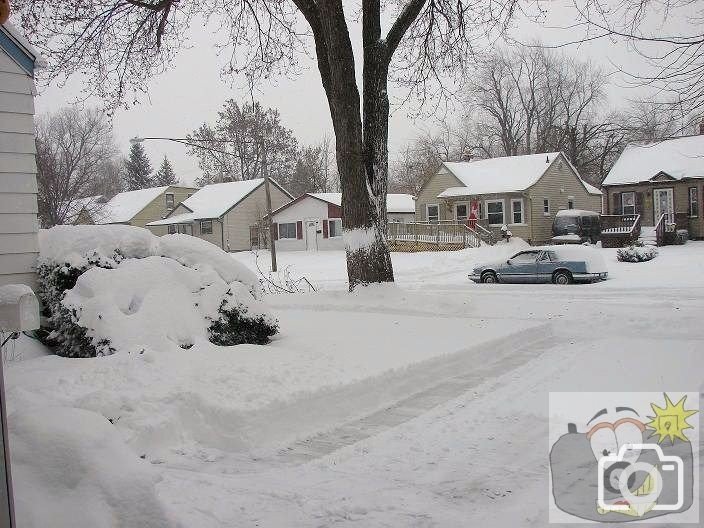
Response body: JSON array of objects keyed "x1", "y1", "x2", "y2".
[
  {"x1": 481, "y1": 271, "x2": 498, "y2": 284},
  {"x1": 553, "y1": 270, "x2": 573, "y2": 285}
]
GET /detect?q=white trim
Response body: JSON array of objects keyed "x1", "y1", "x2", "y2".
[
  {"x1": 426, "y1": 203, "x2": 439, "y2": 223},
  {"x1": 484, "y1": 199, "x2": 505, "y2": 226},
  {"x1": 542, "y1": 197, "x2": 550, "y2": 216},
  {"x1": 200, "y1": 219, "x2": 213, "y2": 234},
  {"x1": 621, "y1": 191, "x2": 636, "y2": 215},
  {"x1": 688, "y1": 186, "x2": 699, "y2": 218},
  {"x1": 510, "y1": 198, "x2": 524, "y2": 225}
]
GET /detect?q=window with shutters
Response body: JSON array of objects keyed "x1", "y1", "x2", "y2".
[
  {"x1": 278, "y1": 223, "x2": 297, "y2": 239},
  {"x1": 329, "y1": 218, "x2": 343, "y2": 237},
  {"x1": 689, "y1": 187, "x2": 699, "y2": 217},
  {"x1": 621, "y1": 192, "x2": 636, "y2": 215}
]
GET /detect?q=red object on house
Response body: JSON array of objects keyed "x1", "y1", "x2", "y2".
[
  {"x1": 296, "y1": 221, "x2": 303, "y2": 240},
  {"x1": 468, "y1": 200, "x2": 479, "y2": 228}
]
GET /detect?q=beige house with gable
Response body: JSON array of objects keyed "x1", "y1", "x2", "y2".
[
  {"x1": 96, "y1": 185, "x2": 197, "y2": 234},
  {"x1": 415, "y1": 152, "x2": 602, "y2": 244},
  {"x1": 147, "y1": 178, "x2": 293, "y2": 251}
]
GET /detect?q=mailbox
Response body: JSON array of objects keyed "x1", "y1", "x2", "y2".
[{"x1": 0, "y1": 285, "x2": 39, "y2": 333}]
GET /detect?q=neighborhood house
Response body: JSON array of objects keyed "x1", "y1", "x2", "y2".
[
  {"x1": 601, "y1": 134, "x2": 704, "y2": 239},
  {"x1": 94, "y1": 185, "x2": 198, "y2": 234},
  {"x1": 270, "y1": 192, "x2": 415, "y2": 251},
  {"x1": 415, "y1": 152, "x2": 602, "y2": 244},
  {"x1": 0, "y1": 22, "x2": 43, "y2": 289},
  {"x1": 147, "y1": 178, "x2": 293, "y2": 251}
]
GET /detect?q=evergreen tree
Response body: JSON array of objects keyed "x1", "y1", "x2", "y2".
[
  {"x1": 124, "y1": 142, "x2": 154, "y2": 190},
  {"x1": 155, "y1": 156, "x2": 178, "y2": 186}
]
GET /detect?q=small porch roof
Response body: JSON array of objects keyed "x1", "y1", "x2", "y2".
[{"x1": 147, "y1": 212, "x2": 206, "y2": 226}]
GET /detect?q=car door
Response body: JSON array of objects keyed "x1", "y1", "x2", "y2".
[
  {"x1": 501, "y1": 251, "x2": 540, "y2": 283},
  {"x1": 536, "y1": 251, "x2": 557, "y2": 283}
]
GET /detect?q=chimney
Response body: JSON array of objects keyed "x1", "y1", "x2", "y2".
[
  {"x1": 461, "y1": 152, "x2": 473, "y2": 162},
  {"x1": 546, "y1": 155, "x2": 550, "y2": 163}
]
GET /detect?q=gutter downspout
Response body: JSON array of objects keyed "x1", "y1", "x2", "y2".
[{"x1": 220, "y1": 217, "x2": 226, "y2": 251}]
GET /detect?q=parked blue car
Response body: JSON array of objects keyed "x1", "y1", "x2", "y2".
[{"x1": 469, "y1": 246, "x2": 608, "y2": 284}]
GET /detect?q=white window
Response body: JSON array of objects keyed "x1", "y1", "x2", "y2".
[
  {"x1": 426, "y1": 204, "x2": 439, "y2": 223},
  {"x1": 200, "y1": 220, "x2": 213, "y2": 234},
  {"x1": 621, "y1": 192, "x2": 636, "y2": 215},
  {"x1": 278, "y1": 222, "x2": 297, "y2": 239},
  {"x1": 167, "y1": 224, "x2": 176, "y2": 234},
  {"x1": 165, "y1": 193, "x2": 175, "y2": 211},
  {"x1": 455, "y1": 203, "x2": 468, "y2": 222},
  {"x1": 486, "y1": 200, "x2": 505, "y2": 225},
  {"x1": 510, "y1": 199, "x2": 524, "y2": 224},
  {"x1": 689, "y1": 187, "x2": 699, "y2": 217},
  {"x1": 329, "y1": 218, "x2": 343, "y2": 237},
  {"x1": 543, "y1": 198, "x2": 550, "y2": 216},
  {"x1": 567, "y1": 197, "x2": 574, "y2": 209}
]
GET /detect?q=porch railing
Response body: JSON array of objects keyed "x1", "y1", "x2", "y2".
[
  {"x1": 387, "y1": 221, "x2": 483, "y2": 251},
  {"x1": 654, "y1": 213, "x2": 666, "y2": 247},
  {"x1": 601, "y1": 214, "x2": 641, "y2": 236}
]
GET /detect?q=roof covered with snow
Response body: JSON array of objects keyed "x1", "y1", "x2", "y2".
[
  {"x1": 305, "y1": 193, "x2": 415, "y2": 213},
  {"x1": 98, "y1": 187, "x2": 169, "y2": 224},
  {"x1": 148, "y1": 179, "x2": 292, "y2": 225},
  {"x1": 437, "y1": 152, "x2": 601, "y2": 197},
  {"x1": 603, "y1": 135, "x2": 704, "y2": 185},
  {"x1": 64, "y1": 195, "x2": 107, "y2": 224}
]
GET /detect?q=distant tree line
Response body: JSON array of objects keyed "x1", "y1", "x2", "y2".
[
  {"x1": 35, "y1": 102, "x2": 338, "y2": 227},
  {"x1": 390, "y1": 45, "x2": 692, "y2": 195}
]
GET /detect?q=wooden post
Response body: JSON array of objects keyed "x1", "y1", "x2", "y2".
[
  {"x1": 414, "y1": 222, "x2": 418, "y2": 250},
  {"x1": 261, "y1": 140, "x2": 277, "y2": 272},
  {"x1": 436, "y1": 223, "x2": 440, "y2": 248}
]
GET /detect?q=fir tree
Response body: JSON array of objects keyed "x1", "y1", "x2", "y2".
[
  {"x1": 124, "y1": 142, "x2": 154, "y2": 190},
  {"x1": 155, "y1": 156, "x2": 178, "y2": 186}
]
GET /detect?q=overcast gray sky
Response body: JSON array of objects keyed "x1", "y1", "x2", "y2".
[{"x1": 33, "y1": 0, "x2": 691, "y2": 186}]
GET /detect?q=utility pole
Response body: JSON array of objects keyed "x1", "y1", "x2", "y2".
[{"x1": 260, "y1": 135, "x2": 277, "y2": 272}]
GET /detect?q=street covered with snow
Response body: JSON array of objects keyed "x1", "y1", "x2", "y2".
[{"x1": 5, "y1": 237, "x2": 704, "y2": 527}]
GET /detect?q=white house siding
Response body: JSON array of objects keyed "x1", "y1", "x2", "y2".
[
  {"x1": 272, "y1": 196, "x2": 345, "y2": 251},
  {"x1": 0, "y1": 49, "x2": 39, "y2": 289}
]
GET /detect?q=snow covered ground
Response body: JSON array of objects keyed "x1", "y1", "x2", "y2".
[{"x1": 6, "y1": 239, "x2": 704, "y2": 526}]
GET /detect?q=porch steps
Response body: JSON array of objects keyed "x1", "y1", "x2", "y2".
[{"x1": 638, "y1": 226, "x2": 658, "y2": 246}]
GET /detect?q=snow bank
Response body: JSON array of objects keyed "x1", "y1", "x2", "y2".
[
  {"x1": 39, "y1": 225, "x2": 259, "y2": 290},
  {"x1": 10, "y1": 406, "x2": 179, "y2": 528},
  {"x1": 39, "y1": 225, "x2": 274, "y2": 357}
]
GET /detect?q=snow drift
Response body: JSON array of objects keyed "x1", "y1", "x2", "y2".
[
  {"x1": 10, "y1": 406, "x2": 181, "y2": 528},
  {"x1": 37, "y1": 225, "x2": 277, "y2": 357}
]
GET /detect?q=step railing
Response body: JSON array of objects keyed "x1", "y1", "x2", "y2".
[{"x1": 654, "y1": 213, "x2": 666, "y2": 246}]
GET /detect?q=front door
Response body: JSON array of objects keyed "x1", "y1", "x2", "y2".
[
  {"x1": 305, "y1": 220, "x2": 318, "y2": 251},
  {"x1": 653, "y1": 188, "x2": 674, "y2": 224}
]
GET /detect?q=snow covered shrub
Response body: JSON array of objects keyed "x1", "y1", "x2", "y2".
[
  {"x1": 38, "y1": 225, "x2": 277, "y2": 357},
  {"x1": 37, "y1": 250, "x2": 123, "y2": 357},
  {"x1": 617, "y1": 244, "x2": 658, "y2": 263},
  {"x1": 208, "y1": 286, "x2": 279, "y2": 346}
]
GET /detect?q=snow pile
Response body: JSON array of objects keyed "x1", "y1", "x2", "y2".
[
  {"x1": 617, "y1": 244, "x2": 658, "y2": 263},
  {"x1": 38, "y1": 225, "x2": 275, "y2": 357},
  {"x1": 10, "y1": 406, "x2": 180, "y2": 528}
]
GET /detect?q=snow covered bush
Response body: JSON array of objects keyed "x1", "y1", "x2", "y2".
[
  {"x1": 617, "y1": 244, "x2": 658, "y2": 263},
  {"x1": 38, "y1": 225, "x2": 277, "y2": 357}
]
